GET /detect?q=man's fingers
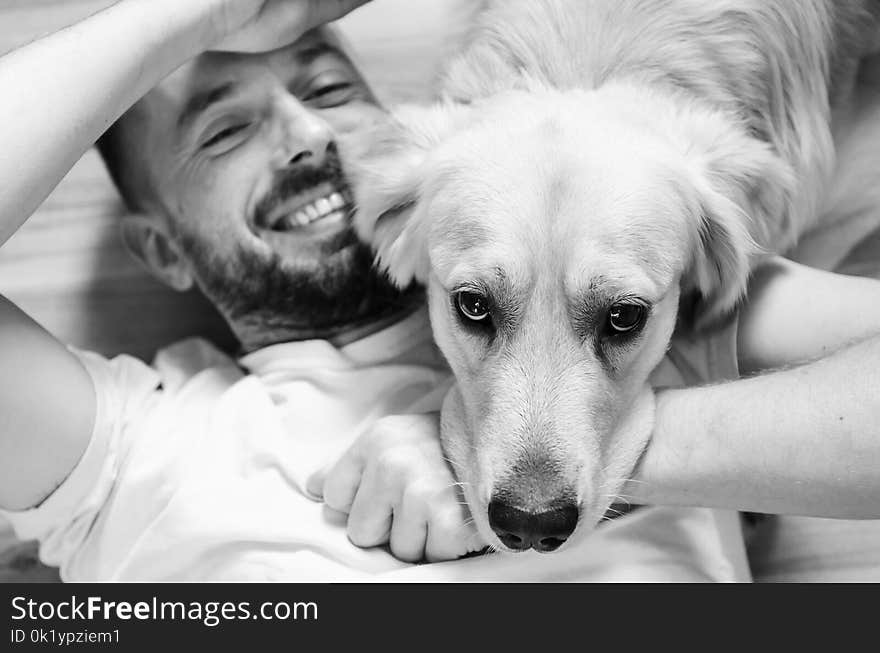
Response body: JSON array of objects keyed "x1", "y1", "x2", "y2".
[
  {"x1": 346, "y1": 464, "x2": 393, "y2": 548},
  {"x1": 304, "y1": 465, "x2": 328, "y2": 501},
  {"x1": 425, "y1": 504, "x2": 482, "y2": 563},
  {"x1": 304, "y1": 0, "x2": 373, "y2": 29},
  {"x1": 213, "y1": 0, "x2": 372, "y2": 53},
  {"x1": 389, "y1": 479, "x2": 453, "y2": 563},
  {"x1": 321, "y1": 449, "x2": 365, "y2": 513},
  {"x1": 389, "y1": 497, "x2": 428, "y2": 563}
]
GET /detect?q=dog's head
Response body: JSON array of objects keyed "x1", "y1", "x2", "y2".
[{"x1": 348, "y1": 83, "x2": 790, "y2": 552}]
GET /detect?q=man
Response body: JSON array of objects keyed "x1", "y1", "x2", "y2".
[
  {"x1": 1, "y1": 0, "x2": 880, "y2": 581},
  {"x1": 0, "y1": 0, "x2": 489, "y2": 577}
]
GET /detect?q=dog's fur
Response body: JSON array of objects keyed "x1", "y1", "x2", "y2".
[{"x1": 349, "y1": 0, "x2": 880, "y2": 551}]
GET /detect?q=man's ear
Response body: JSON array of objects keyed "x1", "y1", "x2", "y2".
[
  {"x1": 120, "y1": 215, "x2": 194, "y2": 292},
  {"x1": 680, "y1": 116, "x2": 795, "y2": 327},
  {"x1": 346, "y1": 102, "x2": 472, "y2": 288}
]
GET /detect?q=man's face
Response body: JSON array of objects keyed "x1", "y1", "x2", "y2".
[{"x1": 138, "y1": 30, "x2": 413, "y2": 345}]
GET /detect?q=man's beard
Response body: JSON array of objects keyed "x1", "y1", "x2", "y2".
[{"x1": 178, "y1": 149, "x2": 420, "y2": 343}]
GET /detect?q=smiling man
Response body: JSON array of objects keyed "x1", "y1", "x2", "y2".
[
  {"x1": 0, "y1": 0, "x2": 485, "y2": 580},
  {"x1": 3, "y1": 0, "x2": 880, "y2": 583},
  {"x1": 100, "y1": 29, "x2": 411, "y2": 350}
]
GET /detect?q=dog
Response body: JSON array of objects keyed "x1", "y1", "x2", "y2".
[{"x1": 348, "y1": 0, "x2": 880, "y2": 553}]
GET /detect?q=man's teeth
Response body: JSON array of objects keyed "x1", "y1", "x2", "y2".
[{"x1": 273, "y1": 192, "x2": 347, "y2": 230}]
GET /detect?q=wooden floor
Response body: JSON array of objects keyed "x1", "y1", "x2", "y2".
[{"x1": 0, "y1": 0, "x2": 471, "y2": 359}]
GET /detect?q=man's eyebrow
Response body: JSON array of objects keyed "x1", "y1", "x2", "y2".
[
  {"x1": 176, "y1": 82, "x2": 238, "y2": 131},
  {"x1": 294, "y1": 42, "x2": 347, "y2": 66}
]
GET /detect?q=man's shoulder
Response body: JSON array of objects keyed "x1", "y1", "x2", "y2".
[{"x1": 70, "y1": 337, "x2": 242, "y2": 401}]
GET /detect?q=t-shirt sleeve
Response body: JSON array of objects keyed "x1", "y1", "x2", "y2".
[
  {"x1": 0, "y1": 349, "x2": 160, "y2": 571},
  {"x1": 649, "y1": 314, "x2": 740, "y2": 389}
]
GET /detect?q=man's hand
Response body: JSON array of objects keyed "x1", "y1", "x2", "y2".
[
  {"x1": 307, "y1": 414, "x2": 485, "y2": 563},
  {"x1": 211, "y1": 0, "x2": 372, "y2": 52}
]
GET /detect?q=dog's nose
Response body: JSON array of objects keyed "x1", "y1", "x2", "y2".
[{"x1": 488, "y1": 498, "x2": 579, "y2": 552}]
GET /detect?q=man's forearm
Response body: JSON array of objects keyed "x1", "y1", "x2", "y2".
[
  {"x1": 0, "y1": 0, "x2": 225, "y2": 246},
  {"x1": 628, "y1": 333, "x2": 880, "y2": 518}
]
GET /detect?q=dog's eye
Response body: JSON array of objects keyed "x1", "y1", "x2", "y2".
[
  {"x1": 456, "y1": 291, "x2": 491, "y2": 323},
  {"x1": 607, "y1": 302, "x2": 646, "y2": 335}
]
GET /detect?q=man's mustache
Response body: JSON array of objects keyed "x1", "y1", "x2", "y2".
[{"x1": 253, "y1": 144, "x2": 348, "y2": 225}]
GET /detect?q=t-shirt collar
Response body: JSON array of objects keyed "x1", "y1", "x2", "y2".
[{"x1": 238, "y1": 307, "x2": 433, "y2": 375}]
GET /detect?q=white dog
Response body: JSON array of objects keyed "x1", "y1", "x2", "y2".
[{"x1": 349, "y1": 0, "x2": 880, "y2": 553}]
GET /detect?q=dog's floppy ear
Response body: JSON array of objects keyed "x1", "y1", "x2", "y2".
[
  {"x1": 346, "y1": 102, "x2": 472, "y2": 288},
  {"x1": 681, "y1": 116, "x2": 794, "y2": 327}
]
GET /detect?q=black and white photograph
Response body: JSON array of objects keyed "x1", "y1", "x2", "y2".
[{"x1": 1, "y1": 0, "x2": 880, "y2": 606}]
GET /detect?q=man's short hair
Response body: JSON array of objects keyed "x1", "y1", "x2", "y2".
[{"x1": 95, "y1": 104, "x2": 155, "y2": 214}]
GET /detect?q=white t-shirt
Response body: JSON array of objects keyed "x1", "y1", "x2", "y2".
[{"x1": 1, "y1": 309, "x2": 750, "y2": 582}]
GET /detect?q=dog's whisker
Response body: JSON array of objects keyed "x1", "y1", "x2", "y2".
[
  {"x1": 442, "y1": 480, "x2": 472, "y2": 491},
  {"x1": 442, "y1": 456, "x2": 466, "y2": 472},
  {"x1": 602, "y1": 493, "x2": 633, "y2": 508},
  {"x1": 608, "y1": 491, "x2": 638, "y2": 499}
]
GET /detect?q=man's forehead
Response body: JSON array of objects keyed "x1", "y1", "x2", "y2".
[{"x1": 149, "y1": 27, "x2": 351, "y2": 106}]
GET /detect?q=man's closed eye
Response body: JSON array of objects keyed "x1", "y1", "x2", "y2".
[
  {"x1": 200, "y1": 123, "x2": 252, "y2": 151},
  {"x1": 301, "y1": 72, "x2": 360, "y2": 108}
]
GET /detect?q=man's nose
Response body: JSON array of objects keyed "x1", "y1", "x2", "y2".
[
  {"x1": 273, "y1": 93, "x2": 334, "y2": 168},
  {"x1": 488, "y1": 496, "x2": 579, "y2": 553}
]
